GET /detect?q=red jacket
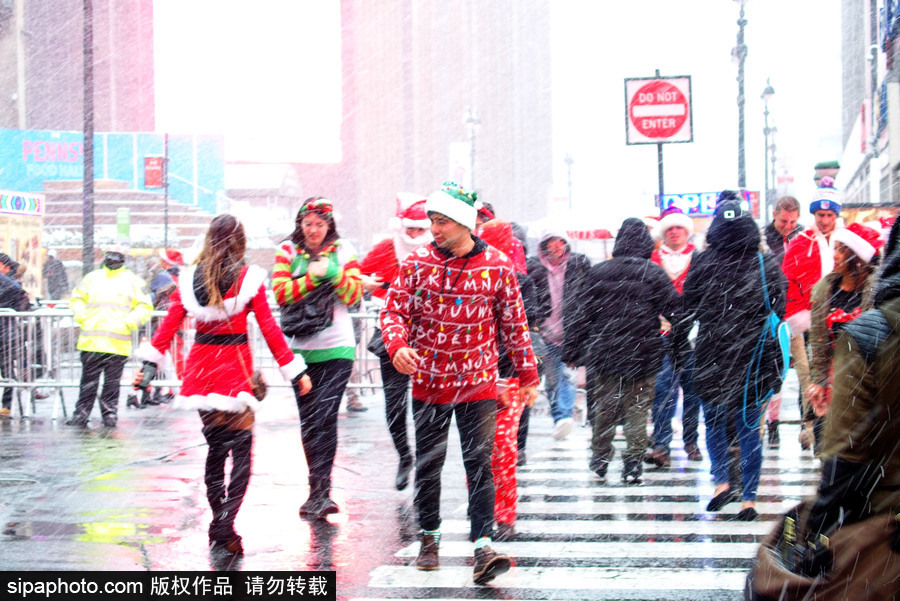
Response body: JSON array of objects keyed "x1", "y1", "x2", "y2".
[
  {"x1": 782, "y1": 229, "x2": 833, "y2": 323},
  {"x1": 140, "y1": 264, "x2": 306, "y2": 414},
  {"x1": 381, "y1": 238, "x2": 540, "y2": 404},
  {"x1": 358, "y1": 238, "x2": 400, "y2": 302}
]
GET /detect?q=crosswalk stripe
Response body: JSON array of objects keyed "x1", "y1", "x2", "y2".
[
  {"x1": 517, "y1": 484, "x2": 813, "y2": 497},
  {"x1": 394, "y1": 540, "x2": 760, "y2": 558},
  {"x1": 434, "y1": 518, "x2": 774, "y2": 536},
  {"x1": 513, "y1": 500, "x2": 796, "y2": 514},
  {"x1": 366, "y1": 565, "x2": 748, "y2": 590}
]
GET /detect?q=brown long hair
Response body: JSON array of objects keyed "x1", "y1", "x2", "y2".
[
  {"x1": 193, "y1": 214, "x2": 246, "y2": 309},
  {"x1": 290, "y1": 196, "x2": 339, "y2": 251}
]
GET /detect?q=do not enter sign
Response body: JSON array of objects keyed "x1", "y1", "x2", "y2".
[{"x1": 624, "y1": 76, "x2": 692, "y2": 145}]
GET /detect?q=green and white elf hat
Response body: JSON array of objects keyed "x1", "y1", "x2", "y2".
[{"x1": 424, "y1": 181, "x2": 482, "y2": 231}]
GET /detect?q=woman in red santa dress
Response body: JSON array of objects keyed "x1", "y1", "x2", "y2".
[
  {"x1": 136, "y1": 214, "x2": 311, "y2": 555},
  {"x1": 358, "y1": 197, "x2": 432, "y2": 490}
]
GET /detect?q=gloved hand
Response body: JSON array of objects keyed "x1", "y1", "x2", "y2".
[{"x1": 133, "y1": 361, "x2": 158, "y2": 391}]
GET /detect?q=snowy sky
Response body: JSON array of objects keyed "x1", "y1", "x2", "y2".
[
  {"x1": 154, "y1": 0, "x2": 843, "y2": 227},
  {"x1": 551, "y1": 0, "x2": 843, "y2": 226}
]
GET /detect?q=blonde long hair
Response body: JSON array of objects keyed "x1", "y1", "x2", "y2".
[{"x1": 193, "y1": 214, "x2": 246, "y2": 309}]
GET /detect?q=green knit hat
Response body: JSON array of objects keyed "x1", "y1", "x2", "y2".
[{"x1": 424, "y1": 181, "x2": 481, "y2": 230}]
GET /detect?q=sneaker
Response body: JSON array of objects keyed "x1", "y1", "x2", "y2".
[
  {"x1": 685, "y1": 443, "x2": 704, "y2": 462},
  {"x1": 415, "y1": 534, "x2": 440, "y2": 570},
  {"x1": 65, "y1": 418, "x2": 88, "y2": 427},
  {"x1": 473, "y1": 545, "x2": 511, "y2": 585},
  {"x1": 553, "y1": 417, "x2": 574, "y2": 441},
  {"x1": 643, "y1": 447, "x2": 670, "y2": 467}
]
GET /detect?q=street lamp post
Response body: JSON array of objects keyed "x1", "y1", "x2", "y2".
[
  {"x1": 734, "y1": 0, "x2": 748, "y2": 188},
  {"x1": 761, "y1": 79, "x2": 776, "y2": 220},
  {"x1": 564, "y1": 153, "x2": 574, "y2": 209},
  {"x1": 463, "y1": 107, "x2": 481, "y2": 190}
]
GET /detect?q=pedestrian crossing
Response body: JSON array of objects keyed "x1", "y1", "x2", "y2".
[{"x1": 352, "y1": 421, "x2": 821, "y2": 600}]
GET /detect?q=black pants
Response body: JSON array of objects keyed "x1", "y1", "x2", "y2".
[
  {"x1": 202, "y1": 425, "x2": 253, "y2": 539},
  {"x1": 73, "y1": 351, "x2": 127, "y2": 424},
  {"x1": 293, "y1": 359, "x2": 354, "y2": 488},
  {"x1": 0, "y1": 337, "x2": 15, "y2": 411},
  {"x1": 379, "y1": 353, "x2": 412, "y2": 462},
  {"x1": 412, "y1": 397, "x2": 496, "y2": 541}
]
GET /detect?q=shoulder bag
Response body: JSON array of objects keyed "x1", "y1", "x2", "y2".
[{"x1": 280, "y1": 282, "x2": 335, "y2": 339}]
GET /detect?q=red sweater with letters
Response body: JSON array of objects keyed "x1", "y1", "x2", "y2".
[{"x1": 380, "y1": 238, "x2": 539, "y2": 404}]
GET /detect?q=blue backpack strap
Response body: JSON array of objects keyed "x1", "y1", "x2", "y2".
[{"x1": 843, "y1": 309, "x2": 894, "y2": 363}]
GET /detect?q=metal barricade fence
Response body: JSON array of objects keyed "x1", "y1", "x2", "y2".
[{"x1": 0, "y1": 303, "x2": 386, "y2": 419}]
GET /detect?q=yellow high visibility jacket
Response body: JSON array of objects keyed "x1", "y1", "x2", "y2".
[{"x1": 70, "y1": 265, "x2": 153, "y2": 356}]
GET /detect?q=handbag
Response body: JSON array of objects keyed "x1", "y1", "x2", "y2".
[
  {"x1": 280, "y1": 282, "x2": 335, "y2": 339},
  {"x1": 367, "y1": 327, "x2": 389, "y2": 359},
  {"x1": 746, "y1": 499, "x2": 900, "y2": 600}
]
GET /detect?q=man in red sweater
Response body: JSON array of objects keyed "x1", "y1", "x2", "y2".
[{"x1": 381, "y1": 181, "x2": 539, "y2": 585}]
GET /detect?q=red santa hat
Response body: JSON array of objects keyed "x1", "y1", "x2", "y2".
[
  {"x1": 653, "y1": 206, "x2": 694, "y2": 241},
  {"x1": 399, "y1": 199, "x2": 430, "y2": 229},
  {"x1": 159, "y1": 248, "x2": 184, "y2": 266},
  {"x1": 832, "y1": 222, "x2": 883, "y2": 264}
]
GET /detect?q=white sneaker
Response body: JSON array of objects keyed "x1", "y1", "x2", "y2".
[{"x1": 553, "y1": 417, "x2": 574, "y2": 440}]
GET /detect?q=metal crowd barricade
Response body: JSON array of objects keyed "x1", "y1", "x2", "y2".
[{"x1": 0, "y1": 302, "x2": 387, "y2": 419}]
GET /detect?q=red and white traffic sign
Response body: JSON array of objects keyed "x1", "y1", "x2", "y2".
[{"x1": 625, "y1": 76, "x2": 692, "y2": 145}]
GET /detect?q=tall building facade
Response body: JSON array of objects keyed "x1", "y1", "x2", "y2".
[
  {"x1": 0, "y1": 0, "x2": 155, "y2": 132},
  {"x1": 293, "y1": 0, "x2": 553, "y2": 248},
  {"x1": 839, "y1": 0, "x2": 900, "y2": 220}
]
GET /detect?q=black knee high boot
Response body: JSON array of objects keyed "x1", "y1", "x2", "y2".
[{"x1": 299, "y1": 477, "x2": 339, "y2": 519}]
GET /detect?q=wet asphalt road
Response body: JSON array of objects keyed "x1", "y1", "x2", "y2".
[{"x1": 0, "y1": 377, "x2": 814, "y2": 600}]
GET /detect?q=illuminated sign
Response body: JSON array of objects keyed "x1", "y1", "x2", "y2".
[
  {"x1": 659, "y1": 190, "x2": 760, "y2": 218},
  {"x1": 0, "y1": 190, "x2": 43, "y2": 216}
]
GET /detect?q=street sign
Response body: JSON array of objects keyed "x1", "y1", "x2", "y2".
[{"x1": 625, "y1": 76, "x2": 693, "y2": 144}]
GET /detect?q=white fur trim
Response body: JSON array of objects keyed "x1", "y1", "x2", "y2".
[
  {"x1": 425, "y1": 190, "x2": 476, "y2": 230},
  {"x1": 174, "y1": 390, "x2": 261, "y2": 413},
  {"x1": 179, "y1": 264, "x2": 267, "y2": 322},
  {"x1": 279, "y1": 355, "x2": 307, "y2": 382},
  {"x1": 136, "y1": 340, "x2": 166, "y2": 370},
  {"x1": 401, "y1": 217, "x2": 431, "y2": 229},
  {"x1": 814, "y1": 230, "x2": 835, "y2": 279},
  {"x1": 654, "y1": 212, "x2": 694, "y2": 240},
  {"x1": 832, "y1": 227, "x2": 877, "y2": 263}
]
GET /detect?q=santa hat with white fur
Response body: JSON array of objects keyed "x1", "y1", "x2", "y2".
[
  {"x1": 832, "y1": 222, "x2": 883, "y2": 264},
  {"x1": 653, "y1": 206, "x2": 694, "y2": 241},
  {"x1": 399, "y1": 199, "x2": 430, "y2": 229},
  {"x1": 425, "y1": 181, "x2": 482, "y2": 231}
]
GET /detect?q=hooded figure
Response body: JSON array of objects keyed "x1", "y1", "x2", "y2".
[
  {"x1": 563, "y1": 217, "x2": 679, "y2": 484},
  {"x1": 676, "y1": 200, "x2": 786, "y2": 520},
  {"x1": 526, "y1": 229, "x2": 591, "y2": 440}
]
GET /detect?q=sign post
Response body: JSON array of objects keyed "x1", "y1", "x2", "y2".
[{"x1": 625, "y1": 73, "x2": 693, "y2": 202}]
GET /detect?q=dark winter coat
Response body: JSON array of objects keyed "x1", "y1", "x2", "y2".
[
  {"x1": 762, "y1": 221, "x2": 803, "y2": 262},
  {"x1": 677, "y1": 201, "x2": 786, "y2": 404},
  {"x1": 527, "y1": 236, "x2": 591, "y2": 344},
  {"x1": 562, "y1": 218, "x2": 679, "y2": 378},
  {"x1": 42, "y1": 256, "x2": 69, "y2": 300}
]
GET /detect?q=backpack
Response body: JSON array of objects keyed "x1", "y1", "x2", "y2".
[{"x1": 743, "y1": 252, "x2": 791, "y2": 427}]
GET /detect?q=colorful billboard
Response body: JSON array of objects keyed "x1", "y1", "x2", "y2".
[{"x1": 0, "y1": 129, "x2": 225, "y2": 214}]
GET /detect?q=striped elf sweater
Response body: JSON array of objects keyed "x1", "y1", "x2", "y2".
[
  {"x1": 381, "y1": 237, "x2": 539, "y2": 404},
  {"x1": 272, "y1": 239, "x2": 364, "y2": 362}
]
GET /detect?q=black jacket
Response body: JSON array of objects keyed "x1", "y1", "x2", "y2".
[
  {"x1": 527, "y1": 237, "x2": 591, "y2": 342},
  {"x1": 762, "y1": 221, "x2": 803, "y2": 262},
  {"x1": 677, "y1": 201, "x2": 786, "y2": 403},
  {"x1": 562, "y1": 218, "x2": 679, "y2": 378}
]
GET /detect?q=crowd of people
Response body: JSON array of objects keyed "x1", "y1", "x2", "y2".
[{"x1": 1, "y1": 173, "x2": 898, "y2": 592}]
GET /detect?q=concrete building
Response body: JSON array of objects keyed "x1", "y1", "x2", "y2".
[{"x1": 839, "y1": 0, "x2": 900, "y2": 223}]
